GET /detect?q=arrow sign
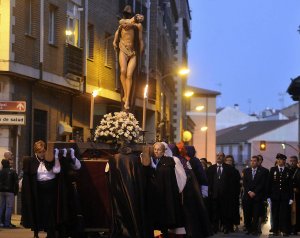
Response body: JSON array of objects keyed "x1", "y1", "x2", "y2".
[
  {"x1": 17, "y1": 103, "x2": 25, "y2": 111},
  {"x1": 0, "y1": 101, "x2": 26, "y2": 112}
]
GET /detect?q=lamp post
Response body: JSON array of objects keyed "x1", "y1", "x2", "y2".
[{"x1": 142, "y1": 67, "x2": 190, "y2": 142}]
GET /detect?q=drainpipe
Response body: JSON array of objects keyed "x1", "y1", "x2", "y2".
[
  {"x1": 83, "y1": 0, "x2": 88, "y2": 93},
  {"x1": 39, "y1": 0, "x2": 44, "y2": 80}
]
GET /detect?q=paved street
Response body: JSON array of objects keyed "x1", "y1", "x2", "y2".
[{"x1": 0, "y1": 214, "x2": 275, "y2": 238}]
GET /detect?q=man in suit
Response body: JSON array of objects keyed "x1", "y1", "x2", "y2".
[
  {"x1": 257, "y1": 154, "x2": 269, "y2": 228},
  {"x1": 243, "y1": 156, "x2": 267, "y2": 235},
  {"x1": 289, "y1": 156, "x2": 300, "y2": 235},
  {"x1": 207, "y1": 152, "x2": 234, "y2": 234},
  {"x1": 268, "y1": 153, "x2": 293, "y2": 236}
]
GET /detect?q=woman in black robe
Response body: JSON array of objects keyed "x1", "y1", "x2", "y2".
[{"x1": 21, "y1": 140, "x2": 61, "y2": 238}]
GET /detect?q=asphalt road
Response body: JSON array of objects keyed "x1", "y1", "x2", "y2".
[{"x1": 0, "y1": 214, "x2": 293, "y2": 238}]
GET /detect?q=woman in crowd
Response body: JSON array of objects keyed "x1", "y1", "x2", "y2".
[
  {"x1": 224, "y1": 155, "x2": 241, "y2": 232},
  {"x1": 21, "y1": 140, "x2": 61, "y2": 238}
]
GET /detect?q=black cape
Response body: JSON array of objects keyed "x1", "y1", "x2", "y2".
[
  {"x1": 146, "y1": 156, "x2": 183, "y2": 231},
  {"x1": 21, "y1": 157, "x2": 57, "y2": 231},
  {"x1": 107, "y1": 147, "x2": 151, "y2": 238}
]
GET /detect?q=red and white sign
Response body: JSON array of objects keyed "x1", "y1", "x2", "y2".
[{"x1": 0, "y1": 101, "x2": 26, "y2": 112}]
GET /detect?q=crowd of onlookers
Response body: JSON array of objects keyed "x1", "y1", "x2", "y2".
[
  {"x1": 125, "y1": 143, "x2": 300, "y2": 237},
  {"x1": 204, "y1": 152, "x2": 300, "y2": 237}
]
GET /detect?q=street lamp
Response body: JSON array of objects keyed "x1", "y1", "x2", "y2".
[
  {"x1": 195, "y1": 105, "x2": 205, "y2": 111},
  {"x1": 183, "y1": 130, "x2": 192, "y2": 143},
  {"x1": 201, "y1": 126, "x2": 208, "y2": 132},
  {"x1": 184, "y1": 91, "x2": 194, "y2": 97},
  {"x1": 142, "y1": 67, "x2": 190, "y2": 142},
  {"x1": 178, "y1": 68, "x2": 190, "y2": 76}
]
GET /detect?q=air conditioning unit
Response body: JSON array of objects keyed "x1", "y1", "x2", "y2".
[{"x1": 58, "y1": 121, "x2": 73, "y2": 135}]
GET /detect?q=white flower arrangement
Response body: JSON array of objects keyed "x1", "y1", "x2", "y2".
[{"x1": 94, "y1": 111, "x2": 142, "y2": 144}]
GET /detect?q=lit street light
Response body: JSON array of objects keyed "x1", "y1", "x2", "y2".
[
  {"x1": 184, "y1": 90, "x2": 194, "y2": 97},
  {"x1": 178, "y1": 68, "x2": 190, "y2": 76},
  {"x1": 195, "y1": 105, "x2": 205, "y2": 111},
  {"x1": 143, "y1": 67, "x2": 190, "y2": 142},
  {"x1": 201, "y1": 126, "x2": 208, "y2": 132}
]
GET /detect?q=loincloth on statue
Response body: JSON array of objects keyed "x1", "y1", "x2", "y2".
[{"x1": 119, "y1": 41, "x2": 136, "y2": 58}]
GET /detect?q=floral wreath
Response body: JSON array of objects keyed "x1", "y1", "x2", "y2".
[{"x1": 94, "y1": 111, "x2": 142, "y2": 144}]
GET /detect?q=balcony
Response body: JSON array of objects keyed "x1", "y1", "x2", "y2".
[{"x1": 64, "y1": 43, "x2": 83, "y2": 82}]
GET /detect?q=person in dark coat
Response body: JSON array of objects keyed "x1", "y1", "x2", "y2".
[
  {"x1": 224, "y1": 155, "x2": 241, "y2": 232},
  {"x1": 289, "y1": 156, "x2": 300, "y2": 235},
  {"x1": 242, "y1": 155, "x2": 267, "y2": 235},
  {"x1": 267, "y1": 153, "x2": 293, "y2": 236},
  {"x1": 0, "y1": 159, "x2": 19, "y2": 228},
  {"x1": 186, "y1": 146, "x2": 208, "y2": 190},
  {"x1": 21, "y1": 140, "x2": 61, "y2": 238},
  {"x1": 57, "y1": 148, "x2": 82, "y2": 238},
  {"x1": 146, "y1": 142, "x2": 183, "y2": 238},
  {"x1": 206, "y1": 152, "x2": 234, "y2": 234},
  {"x1": 257, "y1": 154, "x2": 269, "y2": 228}
]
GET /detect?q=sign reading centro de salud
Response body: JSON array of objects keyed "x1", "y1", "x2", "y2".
[
  {"x1": 0, "y1": 114, "x2": 26, "y2": 125},
  {"x1": 0, "y1": 101, "x2": 26, "y2": 112}
]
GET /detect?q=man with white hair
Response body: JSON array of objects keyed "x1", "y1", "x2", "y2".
[{"x1": 146, "y1": 142, "x2": 183, "y2": 238}]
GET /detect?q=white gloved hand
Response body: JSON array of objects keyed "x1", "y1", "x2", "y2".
[
  {"x1": 54, "y1": 148, "x2": 59, "y2": 159},
  {"x1": 267, "y1": 198, "x2": 271, "y2": 205},
  {"x1": 289, "y1": 199, "x2": 294, "y2": 205},
  {"x1": 62, "y1": 148, "x2": 67, "y2": 157},
  {"x1": 70, "y1": 148, "x2": 75, "y2": 159}
]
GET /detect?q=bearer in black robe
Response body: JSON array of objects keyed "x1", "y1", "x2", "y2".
[
  {"x1": 57, "y1": 148, "x2": 83, "y2": 238},
  {"x1": 106, "y1": 146, "x2": 152, "y2": 238},
  {"x1": 146, "y1": 142, "x2": 183, "y2": 238}
]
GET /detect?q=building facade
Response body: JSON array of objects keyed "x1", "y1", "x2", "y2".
[
  {"x1": 0, "y1": 0, "x2": 190, "y2": 169},
  {"x1": 186, "y1": 86, "x2": 220, "y2": 162}
]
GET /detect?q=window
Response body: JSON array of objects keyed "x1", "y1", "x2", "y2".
[
  {"x1": 87, "y1": 24, "x2": 94, "y2": 59},
  {"x1": 104, "y1": 33, "x2": 114, "y2": 68},
  {"x1": 33, "y1": 109, "x2": 48, "y2": 143},
  {"x1": 66, "y1": 0, "x2": 81, "y2": 47},
  {"x1": 48, "y1": 5, "x2": 57, "y2": 44},
  {"x1": 25, "y1": 0, "x2": 32, "y2": 35}
]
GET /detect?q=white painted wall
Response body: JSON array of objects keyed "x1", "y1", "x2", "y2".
[
  {"x1": 249, "y1": 120, "x2": 298, "y2": 142},
  {"x1": 217, "y1": 107, "x2": 257, "y2": 130}
]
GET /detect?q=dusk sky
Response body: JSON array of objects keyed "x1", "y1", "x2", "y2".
[{"x1": 188, "y1": 0, "x2": 300, "y2": 114}]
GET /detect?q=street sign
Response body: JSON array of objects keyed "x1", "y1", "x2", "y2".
[
  {"x1": 0, "y1": 101, "x2": 26, "y2": 112},
  {"x1": 0, "y1": 114, "x2": 26, "y2": 125}
]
